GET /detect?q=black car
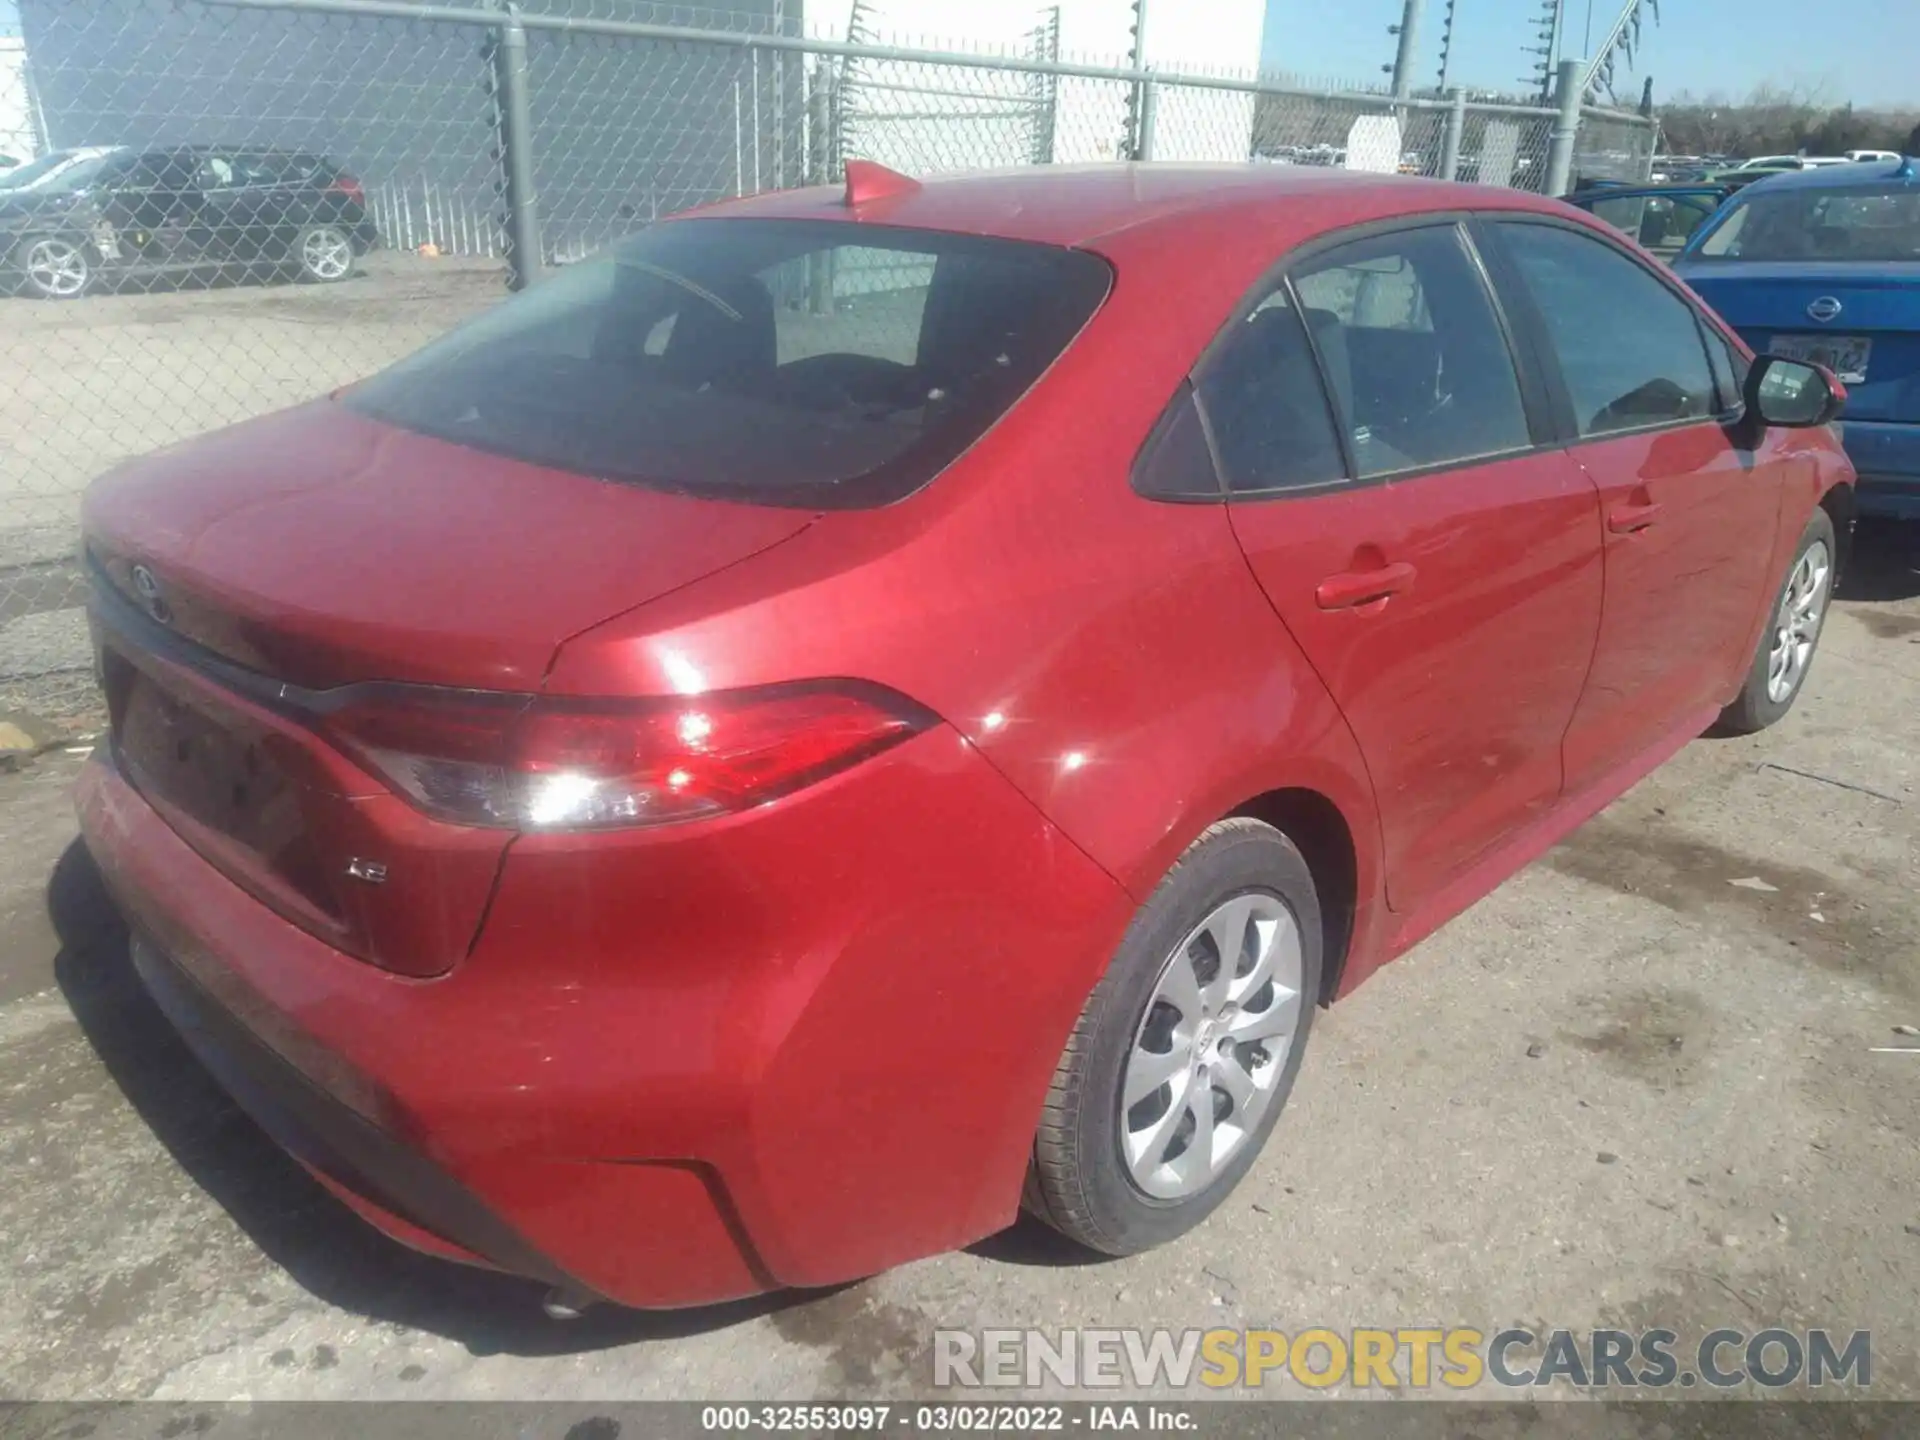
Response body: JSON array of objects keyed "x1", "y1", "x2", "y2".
[{"x1": 0, "y1": 145, "x2": 378, "y2": 299}]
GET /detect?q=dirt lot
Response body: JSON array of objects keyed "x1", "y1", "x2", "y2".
[
  {"x1": 0, "y1": 515, "x2": 1916, "y2": 1410},
  {"x1": 0, "y1": 254, "x2": 507, "y2": 725}
]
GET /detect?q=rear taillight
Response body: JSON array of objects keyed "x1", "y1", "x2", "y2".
[
  {"x1": 311, "y1": 682, "x2": 931, "y2": 831},
  {"x1": 328, "y1": 174, "x2": 366, "y2": 207}
]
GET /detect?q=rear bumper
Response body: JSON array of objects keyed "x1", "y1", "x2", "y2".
[
  {"x1": 1840, "y1": 420, "x2": 1920, "y2": 517},
  {"x1": 127, "y1": 929, "x2": 582, "y2": 1288},
  {"x1": 77, "y1": 727, "x2": 1129, "y2": 1308}
]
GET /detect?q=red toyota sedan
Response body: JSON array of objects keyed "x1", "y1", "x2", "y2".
[{"x1": 75, "y1": 162, "x2": 1853, "y2": 1311}]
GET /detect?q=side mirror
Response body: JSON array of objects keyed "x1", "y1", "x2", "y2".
[{"x1": 1745, "y1": 354, "x2": 1846, "y2": 428}]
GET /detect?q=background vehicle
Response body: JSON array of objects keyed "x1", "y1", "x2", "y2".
[
  {"x1": 76, "y1": 164, "x2": 1852, "y2": 1310},
  {"x1": 0, "y1": 145, "x2": 123, "y2": 194},
  {"x1": 1565, "y1": 183, "x2": 1730, "y2": 259},
  {"x1": 1709, "y1": 162, "x2": 1800, "y2": 187},
  {"x1": 1680, "y1": 157, "x2": 1920, "y2": 518},
  {"x1": 1, "y1": 145, "x2": 377, "y2": 299}
]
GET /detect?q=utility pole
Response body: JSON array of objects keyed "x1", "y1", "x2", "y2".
[
  {"x1": 1388, "y1": 0, "x2": 1425, "y2": 100},
  {"x1": 1123, "y1": 0, "x2": 1152, "y2": 160},
  {"x1": 1435, "y1": 0, "x2": 1458, "y2": 93},
  {"x1": 1522, "y1": 0, "x2": 1565, "y2": 100},
  {"x1": 1545, "y1": 57, "x2": 1583, "y2": 196}
]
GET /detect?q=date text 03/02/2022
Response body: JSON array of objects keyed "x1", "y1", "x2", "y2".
[{"x1": 700, "y1": 1405, "x2": 1193, "y2": 1431}]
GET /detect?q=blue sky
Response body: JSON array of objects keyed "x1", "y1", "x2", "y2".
[
  {"x1": 3, "y1": 0, "x2": 1914, "y2": 108},
  {"x1": 1261, "y1": 0, "x2": 1920, "y2": 106}
]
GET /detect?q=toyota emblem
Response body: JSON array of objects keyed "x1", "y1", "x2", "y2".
[
  {"x1": 1806, "y1": 296, "x2": 1843, "y2": 324},
  {"x1": 129, "y1": 564, "x2": 173, "y2": 625}
]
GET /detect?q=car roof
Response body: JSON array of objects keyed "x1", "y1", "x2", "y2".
[
  {"x1": 141, "y1": 144, "x2": 309, "y2": 155},
  {"x1": 691, "y1": 163, "x2": 1571, "y2": 252},
  {"x1": 1740, "y1": 157, "x2": 1919, "y2": 193}
]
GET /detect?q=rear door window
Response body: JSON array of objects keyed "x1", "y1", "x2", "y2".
[
  {"x1": 1289, "y1": 225, "x2": 1531, "y2": 478},
  {"x1": 195, "y1": 152, "x2": 243, "y2": 191},
  {"x1": 345, "y1": 220, "x2": 1110, "y2": 509}
]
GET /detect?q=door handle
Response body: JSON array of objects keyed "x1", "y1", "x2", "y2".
[
  {"x1": 1315, "y1": 561, "x2": 1417, "y2": 611},
  {"x1": 1608, "y1": 500, "x2": 1663, "y2": 535}
]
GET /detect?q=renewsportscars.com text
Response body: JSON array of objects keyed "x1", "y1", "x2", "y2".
[{"x1": 934, "y1": 1327, "x2": 1872, "y2": 1391}]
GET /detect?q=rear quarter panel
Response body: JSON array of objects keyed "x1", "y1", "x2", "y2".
[{"x1": 545, "y1": 199, "x2": 1399, "y2": 985}]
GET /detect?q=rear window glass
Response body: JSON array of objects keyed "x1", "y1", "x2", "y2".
[
  {"x1": 344, "y1": 219, "x2": 1112, "y2": 509},
  {"x1": 239, "y1": 152, "x2": 320, "y2": 184},
  {"x1": 1696, "y1": 185, "x2": 1920, "y2": 263}
]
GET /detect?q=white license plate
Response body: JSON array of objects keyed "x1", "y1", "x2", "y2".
[{"x1": 1771, "y1": 333, "x2": 1870, "y2": 384}]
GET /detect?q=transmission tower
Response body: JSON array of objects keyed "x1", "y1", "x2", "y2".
[{"x1": 1582, "y1": 0, "x2": 1660, "y2": 105}]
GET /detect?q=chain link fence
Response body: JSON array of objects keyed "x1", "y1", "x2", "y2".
[{"x1": 0, "y1": 0, "x2": 1656, "y2": 735}]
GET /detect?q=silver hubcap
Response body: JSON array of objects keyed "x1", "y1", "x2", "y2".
[
  {"x1": 25, "y1": 238, "x2": 88, "y2": 296},
  {"x1": 1120, "y1": 892, "x2": 1304, "y2": 1201},
  {"x1": 1766, "y1": 540, "x2": 1831, "y2": 704},
  {"x1": 301, "y1": 228, "x2": 352, "y2": 280}
]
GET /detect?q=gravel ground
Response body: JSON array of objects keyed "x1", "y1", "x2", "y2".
[{"x1": 0, "y1": 522, "x2": 1916, "y2": 1413}]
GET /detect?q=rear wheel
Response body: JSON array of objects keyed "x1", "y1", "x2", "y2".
[
  {"x1": 12, "y1": 234, "x2": 92, "y2": 299},
  {"x1": 1024, "y1": 818, "x2": 1321, "y2": 1255},
  {"x1": 1718, "y1": 507, "x2": 1836, "y2": 734},
  {"x1": 293, "y1": 223, "x2": 354, "y2": 283}
]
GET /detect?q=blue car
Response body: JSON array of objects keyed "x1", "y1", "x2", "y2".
[{"x1": 1676, "y1": 158, "x2": 1920, "y2": 519}]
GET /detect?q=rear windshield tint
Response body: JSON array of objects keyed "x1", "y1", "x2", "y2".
[
  {"x1": 344, "y1": 219, "x2": 1112, "y2": 508},
  {"x1": 240, "y1": 152, "x2": 323, "y2": 184},
  {"x1": 1696, "y1": 184, "x2": 1920, "y2": 263}
]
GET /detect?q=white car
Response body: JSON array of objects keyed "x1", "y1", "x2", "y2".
[{"x1": 1844, "y1": 149, "x2": 1901, "y2": 164}]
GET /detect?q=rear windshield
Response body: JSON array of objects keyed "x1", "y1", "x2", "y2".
[
  {"x1": 1695, "y1": 184, "x2": 1920, "y2": 263},
  {"x1": 239, "y1": 152, "x2": 323, "y2": 184},
  {"x1": 344, "y1": 219, "x2": 1111, "y2": 508}
]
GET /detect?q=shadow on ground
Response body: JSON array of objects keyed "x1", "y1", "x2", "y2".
[
  {"x1": 1839, "y1": 517, "x2": 1920, "y2": 602},
  {"x1": 965, "y1": 1216, "x2": 1108, "y2": 1269},
  {"x1": 45, "y1": 838, "x2": 809, "y2": 1357}
]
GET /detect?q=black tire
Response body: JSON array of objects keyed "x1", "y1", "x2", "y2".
[
  {"x1": 292, "y1": 223, "x2": 355, "y2": 284},
  {"x1": 9, "y1": 233, "x2": 92, "y2": 299},
  {"x1": 1024, "y1": 817, "x2": 1323, "y2": 1256},
  {"x1": 1717, "y1": 507, "x2": 1837, "y2": 735}
]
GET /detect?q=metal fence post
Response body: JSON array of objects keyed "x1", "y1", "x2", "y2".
[
  {"x1": 805, "y1": 62, "x2": 833, "y2": 314},
  {"x1": 1137, "y1": 78, "x2": 1158, "y2": 162},
  {"x1": 493, "y1": 5, "x2": 542, "y2": 289},
  {"x1": 1440, "y1": 86, "x2": 1465, "y2": 180},
  {"x1": 1544, "y1": 57, "x2": 1582, "y2": 197}
]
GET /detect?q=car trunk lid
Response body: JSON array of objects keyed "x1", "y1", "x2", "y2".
[
  {"x1": 1682, "y1": 261, "x2": 1920, "y2": 422},
  {"x1": 84, "y1": 400, "x2": 815, "y2": 689}
]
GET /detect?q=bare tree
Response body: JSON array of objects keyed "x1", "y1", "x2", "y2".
[{"x1": 1658, "y1": 81, "x2": 1917, "y2": 158}]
